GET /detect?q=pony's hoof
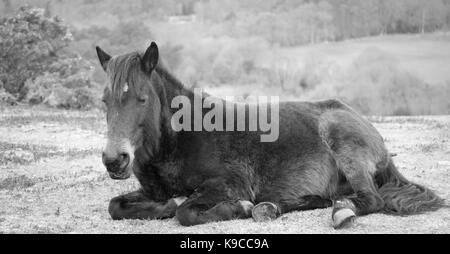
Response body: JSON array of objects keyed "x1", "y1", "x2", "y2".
[
  {"x1": 252, "y1": 202, "x2": 279, "y2": 222},
  {"x1": 332, "y1": 208, "x2": 356, "y2": 229},
  {"x1": 239, "y1": 200, "x2": 255, "y2": 216}
]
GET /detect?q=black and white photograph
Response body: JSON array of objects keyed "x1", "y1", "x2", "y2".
[{"x1": 0, "y1": 0, "x2": 449, "y2": 238}]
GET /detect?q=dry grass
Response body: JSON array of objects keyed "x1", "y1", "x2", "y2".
[{"x1": 0, "y1": 106, "x2": 449, "y2": 234}]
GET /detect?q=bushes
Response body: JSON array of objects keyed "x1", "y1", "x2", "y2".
[
  {"x1": 25, "y1": 70, "x2": 100, "y2": 110},
  {"x1": 264, "y1": 58, "x2": 302, "y2": 92},
  {"x1": 0, "y1": 86, "x2": 17, "y2": 106},
  {"x1": 212, "y1": 44, "x2": 245, "y2": 84},
  {"x1": 0, "y1": 6, "x2": 73, "y2": 99},
  {"x1": 305, "y1": 48, "x2": 450, "y2": 115},
  {"x1": 72, "y1": 19, "x2": 157, "y2": 63},
  {"x1": 174, "y1": 37, "x2": 231, "y2": 87},
  {"x1": 23, "y1": 56, "x2": 100, "y2": 110},
  {"x1": 177, "y1": 37, "x2": 271, "y2": 86},
  {"x1": 0, "y1": 6, "x2": 100, "y2": 110}
]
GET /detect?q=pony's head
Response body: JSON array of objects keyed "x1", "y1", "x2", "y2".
[{"x1": 96, "y1": 42, "x2": 164, "y2": 180}]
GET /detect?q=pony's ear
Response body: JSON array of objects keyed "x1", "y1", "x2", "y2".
[
  {"x1": 96, "y1": 46, "x2": 111, "y2": 71},
  {"x1": 142, "y1": 42, "x2": 159, "y2": 73}
]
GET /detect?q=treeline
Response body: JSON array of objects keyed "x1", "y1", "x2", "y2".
[
  {"x1": 2, "y1": 0, "x2": 450, "y2": 46},
  {"x1": 195, "y1": 0, "x2": 450, "y2": 45}
]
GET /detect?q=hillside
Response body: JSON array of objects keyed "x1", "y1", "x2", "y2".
[
  {"x1": 205, "y1": 34, "x2": 450, "y2": 116},
  {"x1": 280, "y1": 34, "x2": 450, "y2": 85}
]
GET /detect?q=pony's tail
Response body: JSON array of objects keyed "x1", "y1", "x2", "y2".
[{"x1": 376, "y1": 159, "x2": 445, "y2": 215}]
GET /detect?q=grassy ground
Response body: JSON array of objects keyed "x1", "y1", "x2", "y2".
[{"x1": 0, "y1": 106, "x2": 449, "y2": 234}]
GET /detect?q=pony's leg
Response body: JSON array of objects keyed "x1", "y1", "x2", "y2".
[
  {"x1": 109, "y1": 190, "x2": 187, "y2": 220},
  {"x1": 332, "y1": 153, "x2": 385, "y2": 229},
  {"x1": 175, "y1": 178, "x2": 254, "y2": 226},
  {"x1": 251, "y1": 195, "x2": 333, "y2": 222},
  {"x1": 177, "y1": 199, "x2": 254, "y2": 226},
  {"x1": 251, "y1": 156, "x2": 335, "y2": 222}
]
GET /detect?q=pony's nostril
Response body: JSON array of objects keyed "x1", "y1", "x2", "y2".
[
  {"x1": 102, "y1": 152, "x2": 130, "y2": 173},
  {"x1": 119, "y1": 153, "x2": 126, "y2": 160},
  {"x1": 119, "y1": 153, "x2": 130, "y2": 169}
]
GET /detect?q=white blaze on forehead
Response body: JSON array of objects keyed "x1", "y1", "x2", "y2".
[
  {"x1": 173, "y1": 197, "x2": 188, "y2": 206},
  {"x1": 123, "y1": 82, "x2": 129, "y2": 93}
]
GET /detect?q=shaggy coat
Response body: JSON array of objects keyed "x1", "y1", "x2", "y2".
[{"x1": 96, "y1": 42, "x2": 444, "y2": 228}]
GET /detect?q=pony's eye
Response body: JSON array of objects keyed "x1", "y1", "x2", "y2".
[{"x1": 138, "y1": 97, "x2": 147, "y2": 105}]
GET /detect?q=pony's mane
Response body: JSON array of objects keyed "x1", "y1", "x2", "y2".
[
  {"x1": 155, "y1": 62, "x2": 185, "y2": 91},
  {"x1": 107, "y1": 51, "x2": 187, "y2": 101},
  {"x1": 107, "y1": 52, "x2": 141, "y2": 100}
]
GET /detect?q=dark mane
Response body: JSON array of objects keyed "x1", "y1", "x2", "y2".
[
  {"x1": 107, "y1": 51, "x2": 189, "y2": 102},
  {"x1": 155, "y1": 63, "x2": 185, "y2": 92},
  {"x1": 107, "y1": 52, "x2": 141, "y2": 100}
]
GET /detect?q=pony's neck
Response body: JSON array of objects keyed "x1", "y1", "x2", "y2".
[
  {"x1": 155, "y1": 64, "x2": 192, "y2": 103},
  {"x1": 145, "y1": 64, "x2": 190, "y2": 163}
]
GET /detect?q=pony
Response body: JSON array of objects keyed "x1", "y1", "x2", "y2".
[{"x1": 96, "y1": 42, "x2": 444, "y2": 228}]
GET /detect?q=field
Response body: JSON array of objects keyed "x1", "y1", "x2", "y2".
[
  {"x1": 198, "y1": 34, "x2": 450, "y2": 119},
  {"x1": 281, "y1": 34, "x2": 450, "y2": 84},
  {"x1": 0, "y1": 105, "x2": 449, "y2": 234}
]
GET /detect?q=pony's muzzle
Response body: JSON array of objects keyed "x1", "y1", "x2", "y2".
[{"x1": 102, "y1": 152, "x2": 130, "y2": 178}]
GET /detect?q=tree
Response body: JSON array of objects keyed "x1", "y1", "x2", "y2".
[
  {"x1": 0, "y1": 6, "x2": 73, "y2": 98},
  {"x1": 0, "y1": 6, "x2": 99, "y2": 110}
]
